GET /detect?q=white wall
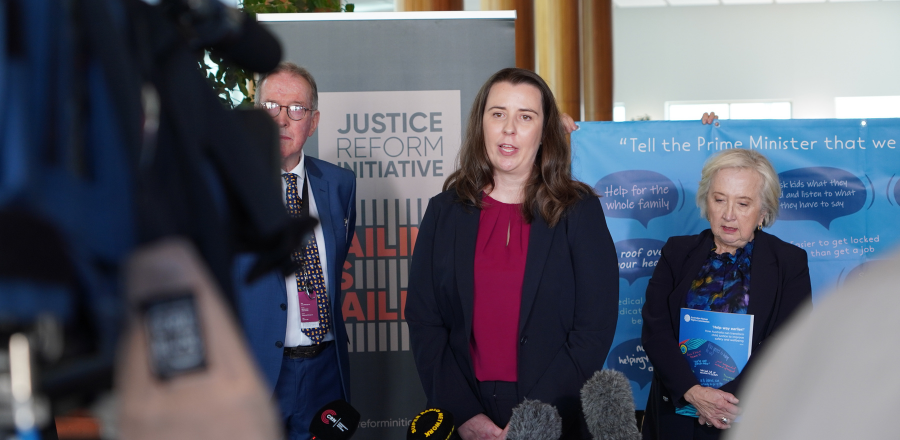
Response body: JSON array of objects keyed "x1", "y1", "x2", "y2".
[{"x1": 613, "y1": 2, "x2": 900, "y2": 120}]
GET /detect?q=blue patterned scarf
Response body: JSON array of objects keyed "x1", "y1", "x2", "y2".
[{"x1": 684, "y1": 240, "x2": 754, "y2": 314}]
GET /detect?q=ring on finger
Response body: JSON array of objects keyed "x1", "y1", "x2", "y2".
[{"x1": 721, "y1": 417, "x2": 729, "y2": 424}]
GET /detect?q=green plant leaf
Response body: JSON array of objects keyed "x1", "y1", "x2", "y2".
[{"x1": 200, "y1": 0, "x2": 342, "y2": 108}]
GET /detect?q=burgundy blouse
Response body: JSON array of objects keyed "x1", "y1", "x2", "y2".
[{"x1": 471, "y1": 195, "x2": 531, "y2": 382}]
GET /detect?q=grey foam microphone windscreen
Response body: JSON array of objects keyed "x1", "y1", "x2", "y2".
[
  {"x1": 580, "y1": 369, "x2": 642, "y2": 440},
  {"x1": 506, "y1": 399, "x2": 562, "y2": 440}
]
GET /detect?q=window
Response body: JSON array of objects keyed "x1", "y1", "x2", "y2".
[
  {"x1": 613, "y1": 102, "x2": 626, "y2": 122},
  {"x1": 730, "y1": 102, "x2": 792, "y2": 120},
  {"x1": 835, "y1": 96, "x2": 900, "y2": 119},
  {"x1": 666, "y1": 101, "x2": 791, "y2": 120}
]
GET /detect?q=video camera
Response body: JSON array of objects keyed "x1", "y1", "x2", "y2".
[{"x1": 0, "y1": 0, "x2": 298, "y2": 438}]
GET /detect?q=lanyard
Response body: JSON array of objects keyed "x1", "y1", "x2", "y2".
[
  {"x1": 297, "y1": 173, "x2": 316, "y2": 293},
  {"x1": 300, "y1": 171, "x2": 310, "y2": 219}
]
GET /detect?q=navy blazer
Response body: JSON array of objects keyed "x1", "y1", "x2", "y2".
[
  {"x1": 233, "y1": 156, "x2": 357, "y2": 400},
  {"x1": 641, "y1": 229, "x2": 812, "y2": 440},
  {"x1": 406, "y1": 189, "x2": 619, "y2": 438}
]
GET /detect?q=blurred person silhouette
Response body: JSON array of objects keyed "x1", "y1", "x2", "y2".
[{"x1": 725, "y1": 250, "x2": 900, "y2": 440}]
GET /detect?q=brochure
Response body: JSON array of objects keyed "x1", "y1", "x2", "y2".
[{"x1": 675, "y1": 308, "x2": 753, "y2": 418}]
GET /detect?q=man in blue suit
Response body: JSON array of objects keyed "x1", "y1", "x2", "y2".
[{"x1": 234, "y1": 62, "x2": 356, "y2": 440}]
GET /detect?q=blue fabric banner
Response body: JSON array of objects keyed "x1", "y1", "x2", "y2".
[{"x1": 571, "y1": 118, "x2": 900, "y2": 409}]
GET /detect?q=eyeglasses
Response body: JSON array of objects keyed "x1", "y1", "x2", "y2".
[{"x1": 260, "y1": 102, "x2": 314, "y2": 121}]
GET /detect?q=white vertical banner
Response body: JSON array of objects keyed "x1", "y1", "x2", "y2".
[{"x1": 317, "y1": 90, "x2": 461, "y2": 200}]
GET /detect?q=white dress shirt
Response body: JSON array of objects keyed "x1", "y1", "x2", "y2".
[{"x1": 282, "y1": 154, "x2": 334, "y2": 346}]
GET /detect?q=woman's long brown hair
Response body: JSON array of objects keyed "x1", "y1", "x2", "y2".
[{"x1": 443, "y1": 68, "x2": 594, "y2": 227}]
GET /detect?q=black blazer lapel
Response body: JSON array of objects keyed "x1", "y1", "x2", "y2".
[
  {"x1": 747, "y1": 231, "x2": 778, "y2": 345},
  {"x1": 304, "y1": 159, "x2": 338, "y2": 306},
  {"x1": 518, "y1": 212, "x2": 554, "y2": 336},
  {"x1": 455, "y1": 203, "x2": 480, "y2": 339}
]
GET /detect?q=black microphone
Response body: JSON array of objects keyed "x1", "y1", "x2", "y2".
[
  {"x1": 309, "y1": 399, "x2": 360, "y2": 440},
  {"x1": 244, "y1": 216, "x2": 319, "y2": 283},
  {"x1": 407, "y1": 408, "x2": 459, "y2": 440},
  {"x1": 580, "y1": 369, "x2": 641, "y2": 440},
  {"x1": 506, "y1": 399, "x2": 562, "y2": 440},
  {"x1": 161, "y1": 0, "x2": 282, "y2": 73},
  {"x1": 211, "y1": 13, "x2": 282, "y2": 73}
]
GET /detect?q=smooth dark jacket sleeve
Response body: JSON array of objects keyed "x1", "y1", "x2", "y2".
[
  {"x1": 641, "y1": 237, "x2": 701, "y2": 406},
  {"x1": 405, "y1": 195, "x2": 484, "y2": 424},
  {"x1": 564, "y1": 196, "x2": 619, "y2": 378}
]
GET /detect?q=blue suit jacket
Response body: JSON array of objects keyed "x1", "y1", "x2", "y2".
[{"x1": 233, "y1": 156, "x2": 357, "y2": 401}]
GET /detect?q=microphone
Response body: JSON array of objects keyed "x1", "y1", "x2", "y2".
[
  {"x1": 210, "y1": 13, "x2": 283, "y2": 73},
  {"x1": 245, "y1": 216, "x2": 319, "y2": 283},
  {"x1": 580, "y1": 369, "x2": 641, "y2": 440},
  {"x1": 309, "y1": 399, "x2": 360, "y2": 440},
  {"x1": 506, "y1": 399, "x2": 562, "y2": 440},
  {"x1": 161, "y1": 0, "x2": 282, "y2": 73},
  {"x1": 407, "y1": 408, "x2": 459, "y2": 440}
]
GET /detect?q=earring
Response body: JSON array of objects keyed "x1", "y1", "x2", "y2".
[{"x1": 757, "y1": 224, "x2": 762, "y2": 231}]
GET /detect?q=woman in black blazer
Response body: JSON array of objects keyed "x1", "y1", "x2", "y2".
[
  {"x1": 405, "y1": 68, "x2": 618, "y2": 440},
  {"x1": 641, "y1": 149, "x2": 812, "y2": 440}
]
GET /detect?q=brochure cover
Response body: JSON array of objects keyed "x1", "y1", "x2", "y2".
[{"x1": 675, "y1": 308, "x2": 753, "y2": 418}]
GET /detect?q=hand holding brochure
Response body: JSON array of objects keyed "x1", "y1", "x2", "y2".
[{"x1": 675, "y1": 308, "x2": 753, "y2": 418}]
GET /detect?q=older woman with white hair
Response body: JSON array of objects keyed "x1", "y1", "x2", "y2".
[{"x1": 641, "y1": 148, "x2": 812, "y2": 440}]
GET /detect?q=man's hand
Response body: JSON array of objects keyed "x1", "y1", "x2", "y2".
[
  {"x1": 561, "y1": 113, "x2": 578, "y2": 134},
  {"x1": 701, "y1": 112, "x2": 719, "y2": 126}
]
